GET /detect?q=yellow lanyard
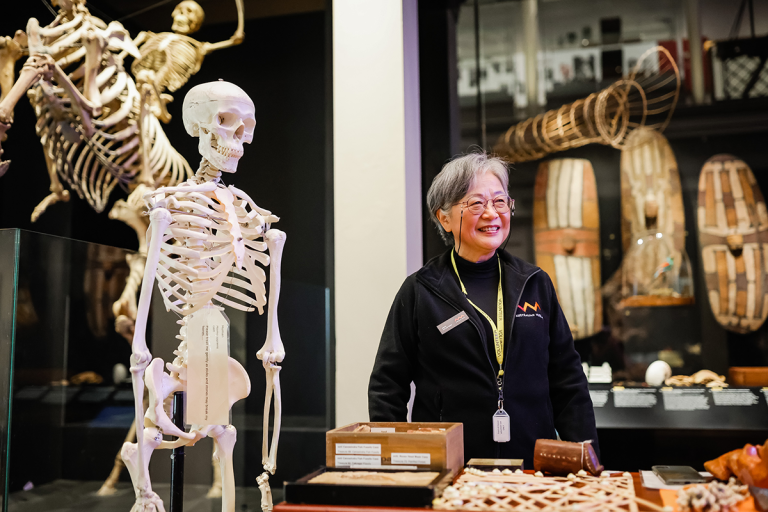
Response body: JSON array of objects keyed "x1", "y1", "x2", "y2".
[{"x1": 451, "y1": 250, "x2": 505, "y2": 378}]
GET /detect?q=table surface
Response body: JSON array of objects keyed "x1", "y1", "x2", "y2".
[{"x1": 275, "y1": 472, "x2": 664, "y2": 512}]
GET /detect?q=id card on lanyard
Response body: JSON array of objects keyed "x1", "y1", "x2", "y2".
[{"x1": 451, "y1": 250, "x2": 510, "y2": 443}]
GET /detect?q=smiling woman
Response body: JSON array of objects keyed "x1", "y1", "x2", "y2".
[{"x1": 368, "y1": 152, "x2": 599, "y2": 468}]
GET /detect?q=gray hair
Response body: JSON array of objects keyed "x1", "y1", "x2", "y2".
[{"x1": 426, "y1": 153, "x2": 510, "y2": 246}]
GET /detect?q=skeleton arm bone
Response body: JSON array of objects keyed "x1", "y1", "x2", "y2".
[
  {"x1": 257, "y1": 229, "x2": 286, "y2": 364},
  {"x1": 0, "y1": 32, "x2": 26, "y2": 106},
  {"x1": 202, "y1": 0, "x2": 245, "y2": 53},
  {"x1": 0, "y1": 53, "x2": 54, "y2": 124}
]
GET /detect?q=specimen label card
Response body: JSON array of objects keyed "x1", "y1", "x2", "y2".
[
  {"x1": 391, "y1": 453, "x2": 431, "y2": 465},
  {"x1": 187, "y1": 307, "x2": 230, "y2": 426},
  {"x1": 336, "y1": 443, "x2": 382, "y2": 455},
  {"x1": 335, "y1": 455, "x2": 381, "y2": 466}
]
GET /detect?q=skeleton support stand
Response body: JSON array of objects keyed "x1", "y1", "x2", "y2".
[{"x1": 170, "y1": 392, "x2": 185, "y2": 512}]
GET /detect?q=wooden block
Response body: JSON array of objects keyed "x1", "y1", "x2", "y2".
[
  {"x1": 326, "y1": 422, "x2": 464, "y2": 476},
  {"x1": 716, "y1": 250, "x2": 729, "y2": 316},
  {"x1": 739, "y1": 167, "x2": 756, "y2": 213},
  {"x1": 736, "y1": 289, "x2": 747, "y2": 317},
  {"x1": 705, "y1": 172, "x2": 716, "y2": 227}
]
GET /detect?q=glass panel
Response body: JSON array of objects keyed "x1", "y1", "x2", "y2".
[
  {"x1": 6, "y1": 231, "x2": 134, "y2": 509},
  {"x1": 0, "y1": 230, "x2": 19, "y2": 511},
  {"x1": 0, "y1": 223, "x2": 330, "y2": 509},
  {"x1": 457, "y1": 0, "x2": 688, "y2": 152}
]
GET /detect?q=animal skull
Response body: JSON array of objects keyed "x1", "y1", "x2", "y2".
[
  {"x1": 171, "y1": 0, "x2": 204, "y2": 35},
  {"x1": 182, "y1": 81, "x2": 255, "y2": 173}
]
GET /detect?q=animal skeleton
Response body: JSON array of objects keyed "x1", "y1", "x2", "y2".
[
  {"x1": 123, "y1": 80, "x2": 285, "y2": 512},
  {"x1": 0, "y1": 0, "x2": 192, "y2": 220},
  {"x1": 494, "y1": 46, "x2": 681, "y2": 162}
]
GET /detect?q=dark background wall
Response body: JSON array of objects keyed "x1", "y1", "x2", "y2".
[{"x1": 1, "y1": 1, "x2": 331, "y2": 493}]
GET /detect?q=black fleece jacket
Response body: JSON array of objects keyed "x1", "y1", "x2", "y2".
[{"x1": 368, "y1": 249, "x2": 599, "y2": 468}]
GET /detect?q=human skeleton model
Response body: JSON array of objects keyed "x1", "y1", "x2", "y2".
[
  {"x1": 123, "y1": 81, "x2": 285, "y2": 512},
  {"x1": 0, "y1": 2, "x2": 246, "y2": 492},
  {"x1": 131, "y1": 0, "x2": 244, "y2": 125}
]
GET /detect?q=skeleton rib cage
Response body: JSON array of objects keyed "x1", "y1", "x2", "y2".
[
  {"x1": 31, "y1": 13, "x2": 191, "y2": 213},
  {"x1": 132, "y1": 33, "x2": 206, "y2": 94},
  {"x1": 147, "y1": 181, "x2": 276, "y2": 318}
]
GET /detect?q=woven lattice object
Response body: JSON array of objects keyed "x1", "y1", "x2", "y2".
[
  {"x1": 433, "y1": 470, "x2": 668, "y2": 512},
  {"x1": 713, "y1": 36, "x2": 768, "y2": 100},
  {"x1": 494, "y1": 46, "x2": 680, "y2": 163}
]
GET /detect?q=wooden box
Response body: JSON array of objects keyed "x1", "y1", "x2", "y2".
[
  {"x1": 284, "y1": 467, "x2": 451, "y2": 507},
  {"x1": 729, "y1": 367, "x2": 768, "y2": 387},
  {"x1": 326, "y1": 422, "x2": 463, "y2": 475}
]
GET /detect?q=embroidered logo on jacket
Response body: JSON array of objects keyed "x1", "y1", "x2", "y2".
[
  {"x1": 516, "y1": 301, "x2": 543, "y2": 319},
  {"x1": 518, "y1": 302, "x2": 541, "y2": 313}
]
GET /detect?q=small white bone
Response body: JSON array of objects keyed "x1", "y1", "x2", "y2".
[{"x1": 257, "y1": 471, "x2": 274, "y2": 512}]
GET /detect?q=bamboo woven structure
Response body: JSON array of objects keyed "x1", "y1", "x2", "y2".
[
  {"x1": 494, "y1": 46, "x2": 681, "y2": 162},
  {"x1": 434, "y1": 470, "x2": 667, "y2": 512}
]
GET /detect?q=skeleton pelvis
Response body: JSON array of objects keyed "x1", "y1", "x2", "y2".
[{"x1": 144, "y1": 356, "x2": 251, "y2": 435}]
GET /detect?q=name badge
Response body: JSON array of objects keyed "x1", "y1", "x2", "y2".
[
  {"x1": 493, "y1": 409, "x2": 510, "y2": 443},
  {"x1": 437, "y1": 311, "x2": 469, "y2": 335}
]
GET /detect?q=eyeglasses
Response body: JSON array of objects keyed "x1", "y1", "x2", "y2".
[{"x1": 455, "y1": 195, "x2": 515, "y2": 216}]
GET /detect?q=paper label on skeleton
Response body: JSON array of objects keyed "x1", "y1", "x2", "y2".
[
  {"x1": 391, "y1": 453, "x2": 431, "y2": 465},
  {"x1": 336, "y1": 443, "x2": 382, "y2": 455},
  {"x1": 370, "y1": 427, "x2": 395, "y2": 433},
  {"x1": 493, "y1": 409, "x2": 511, "y2": 443},
  {"x1": 186, "y1": 307, "x2": 230, "y2": 425},
  {"x1": 335, "y1": 455, "x2": 381, "y2": 466},
  {"x1": 437, "y1": 311, "x2": 469, "y2": 334}
]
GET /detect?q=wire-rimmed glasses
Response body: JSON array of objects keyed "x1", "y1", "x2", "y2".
[{"x1": 455, "y1": 195, "x2": 515, "y2": 216}]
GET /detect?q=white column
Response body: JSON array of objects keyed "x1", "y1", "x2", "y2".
[
  {"x1": 522, "y1": 0, "x2": 540, "y2": 111},
  {"x1": 333, "y1": 0, "x2": 422, "y2": 427},
  {"x1": 685, "y1": 0, "x2": 705, "y2": 104}
]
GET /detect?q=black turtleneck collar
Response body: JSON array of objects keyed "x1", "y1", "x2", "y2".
[{"x1": 453, "y1": 249, "x2": 500, "y2": 278}]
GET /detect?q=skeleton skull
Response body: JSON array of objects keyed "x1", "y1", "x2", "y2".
[
  {"x1": 182, "y1": 81, "x2": 255, "y2": 173},
  {"x1": 171, "y1": 0, "x2": 204, "y2": 35}
]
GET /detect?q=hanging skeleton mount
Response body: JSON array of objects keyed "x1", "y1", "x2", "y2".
[{"x1": 124, "y1": 81, "x2": 285, "y2": 512}]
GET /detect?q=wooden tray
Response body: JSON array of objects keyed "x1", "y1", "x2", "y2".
[
  {"x1": 326, "y1": 422, "x2": 463, "y2": 475},
  {"x1": 533, "y1": 158, "x2": 601, "y2": 340},
  {"x1": 698, "y1": 155, "x2": 768, "y2": 333},
  {"x1": 284, "y1": 467, "x2": 452, "y2": 507}
]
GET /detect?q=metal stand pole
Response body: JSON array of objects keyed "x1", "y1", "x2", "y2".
[{"x1": 170, "y1": 391, "x2": 185, "y2": 512}]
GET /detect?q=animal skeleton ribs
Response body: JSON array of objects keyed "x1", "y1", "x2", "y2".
[{"x1": 123, "y1": 81, "x2": 285, "y2": 512}]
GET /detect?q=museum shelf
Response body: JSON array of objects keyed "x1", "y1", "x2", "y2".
[{"x1": 589, "y1": 383, "x2": 768, "y2": 430}]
